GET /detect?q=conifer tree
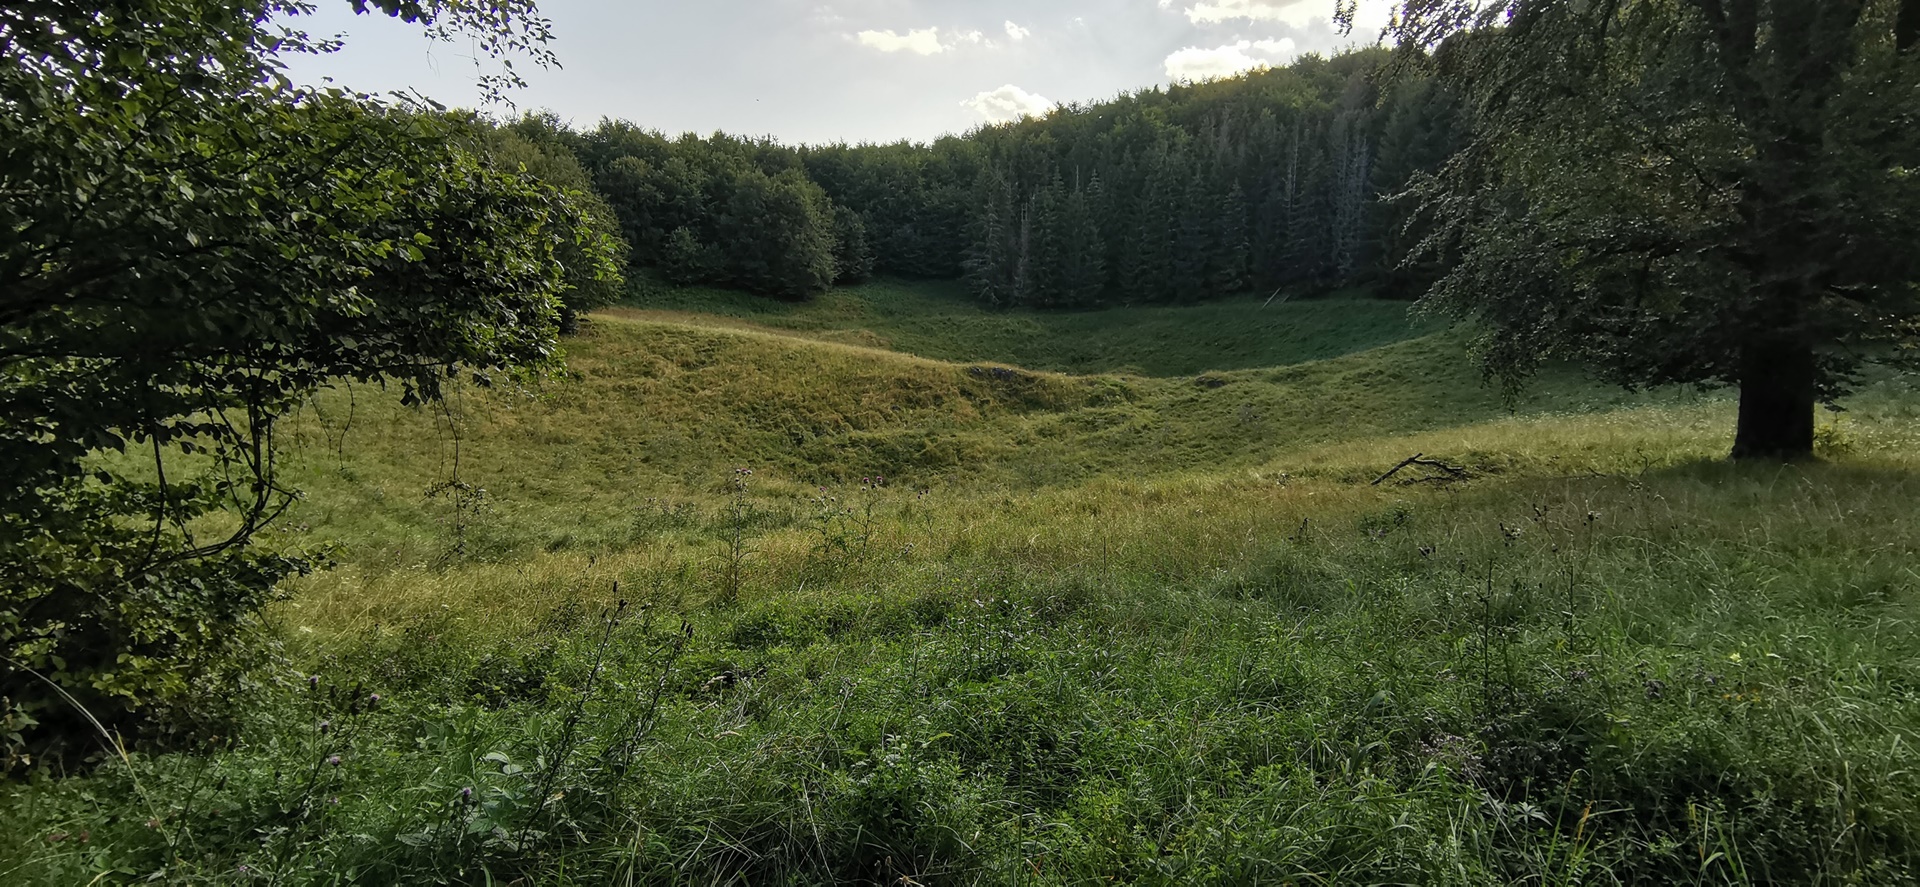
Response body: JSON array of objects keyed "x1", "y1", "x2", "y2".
[
  {"x1": 1026, "y1": 176, "x2": 1067, "y2": 307},
  {"x1": 1173, "y1": 166, "x2": 1214, "y2": 303},
  {"x1": 1329, "y1": 111, "x2": 1373, "y2": 282},
  {"x1": 1058, "y1": 175, "x2": 1109, "y2": 307},
  {"x1": 1082, "y1": 171, "x2": 1116, "y2": 303},
  {"x1": 1214, "y1": 182, "x2": 1252, "y2": 293},
  {"x1": 1131, "y1": 149, "x2": 1180, "y2": 303},
  {"x1": 1281, "y1": 119, "x2": 1320, "y2": 282},
  {"x1": 964, "y1": 167, "x2": 1023, "y2": 307},
  {"x1": 1369, "y1": 77, "x2": 1465, "y2": 297}
]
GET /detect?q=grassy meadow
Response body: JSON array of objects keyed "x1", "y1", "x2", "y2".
[{"x1": 5, "y1": 281, "x2": 1919, "y2": 884}]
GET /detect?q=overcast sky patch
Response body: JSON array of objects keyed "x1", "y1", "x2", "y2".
[{"x1": 279, "y1": 1, "x2": 1398, "y2": 144}]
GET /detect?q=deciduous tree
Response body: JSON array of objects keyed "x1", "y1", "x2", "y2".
[
  {"x1": 0, "y1": 0, "x2": 618, "y2": 764},
  {"x1": 1388, "y1": 0, "x2": 1920, "y2": 459}
]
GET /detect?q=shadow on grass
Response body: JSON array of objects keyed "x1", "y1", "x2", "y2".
[
  {"x1": 1638, "y1": 454, "x2": 1920, "y2": 486},
  {"x1": 614, "y1": 277, "x2": 1440, "y2": 377}
]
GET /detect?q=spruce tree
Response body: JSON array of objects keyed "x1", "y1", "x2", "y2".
[
  {"x1": 1131, "y1": 149, "x2": 1179, "y2": 303},
  {"x1": 963, "y1": 167, "x2": 1022, "y2": 307},
  {"x1": 1173, "y1": 167, "x2": 1213, "y2": 303},
  {"x1": 1214, "y1": 182, "x2": 1252, "y2": 294},
  {"x1": 1369, "y1": 77, "x2": 1465, "y2": 298},
  {"x1": 1026, "y1": 176, "x2": 1067, "y2": 307},
  {"x1": 1058, "y1": 175, "x2": 1109, "y2": 307},
  {"x1": 1282, "y1": 118, "x2": 1328, "y2": 283},
  {"x1": 1328, "y1": 111, "x2": 1373, "y2": 282},
  {"x1": 1082, "y1": 171, "x2": 1116, "y2": 305}
]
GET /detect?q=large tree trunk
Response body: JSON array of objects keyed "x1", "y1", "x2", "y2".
[{"x1": 1730, "y1": 337, "x2": 1816, "y2": 460}]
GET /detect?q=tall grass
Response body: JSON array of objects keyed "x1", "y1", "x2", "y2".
[{"x1": 3, "y1": 286, "x2": 1916, "y2": 884}]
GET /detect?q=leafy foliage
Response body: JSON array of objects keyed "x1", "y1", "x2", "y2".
[
  {"x1": 562, "y1": 123, "x2": 844, "y2": 299},
  {"x1": 481, "y1": 116, "x2": 632, "y2": 330},
  {"x1": 0, "y1": 0, "x2": 620, "y2": 765},
  {"x1": 1392, "y1": 0, "x2": 1920, "y2": 457}
]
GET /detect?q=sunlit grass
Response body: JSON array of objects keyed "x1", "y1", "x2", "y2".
[{"x1": 6, "y1": 286, "x2": 1918, "y2": 884}]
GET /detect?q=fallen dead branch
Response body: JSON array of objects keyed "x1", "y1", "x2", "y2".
[{"x1": 1371, "y1": 453, "x2": 1470, "y2": 486}]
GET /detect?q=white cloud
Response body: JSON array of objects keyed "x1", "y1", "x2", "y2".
[
  {"x1": 1163, "y1": 38, "x2": 1297, "y2": 82},
  {"x1": 1004, "y1": 20, "x2": 1031, "y2": 41},
  {"x1": 962, "y1": 84, "x2": 1052, "y2": 123},
  {"x1": 855, "y1": 27, "x2": 950, "y2": 55},
  {"x1": 853, "y1": 25, "x2": 998, "y2": 54},
  {"x1": 1183, "y1": 0, "x2": 1320, "y2": 26},
  {"x1": 1177, "y1": 0, "x2": 1395, "y2": 30}
]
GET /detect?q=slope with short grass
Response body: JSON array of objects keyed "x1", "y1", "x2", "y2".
[
  {"x1": 5, "y1": 284, "x2": 1919, "y2": 885},
  {"x1": 270, "y1": 298, "x2": 1714, "y2": 566},
  {"x1": 616, "y1": 277, "x2": 1441, "y2": 376}
]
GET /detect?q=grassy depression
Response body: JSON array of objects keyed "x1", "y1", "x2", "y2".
[{"x1": 4, "y1": 285, "x2": 1917, "y2": 885}]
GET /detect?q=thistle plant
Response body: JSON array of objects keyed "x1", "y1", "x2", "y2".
[{"x1": 807, "y1": 474, "x2": 888, "y2": 573}]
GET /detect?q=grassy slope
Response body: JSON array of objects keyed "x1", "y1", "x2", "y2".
[
  {"x1": 8, "y1": 283, "x2": 1920, "y2": 884},
  {"x1": 615, "y1": 277, "x2": 1438, "y2": 376},
  {"x1": 272, "y1": 304, "x2": 1707, "y2": 567}
]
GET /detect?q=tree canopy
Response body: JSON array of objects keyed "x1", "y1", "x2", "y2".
[
  {"x1": 1, "y1": 0, "x2": 620, "y2": 764},
  {"x1": 502, "y1": 49, "x2": 1463, "y2": 306},
  {"x1": 1386, "y1": 0, "x2": 1920, "y2": 458}
]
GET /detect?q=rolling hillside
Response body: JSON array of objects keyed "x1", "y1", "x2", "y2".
[
  {"x1": 274, "y1": 283, "x2": 1749, "y2": 568},
  {"x1": 10, "y1": 283, "x2": 1920, "y2": 884}
]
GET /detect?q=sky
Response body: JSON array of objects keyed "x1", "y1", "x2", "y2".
[{"x1": 280, "y1": 0, "x2": 1399, "y2": 146}]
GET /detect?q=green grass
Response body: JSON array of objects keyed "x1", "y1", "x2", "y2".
[
  {"x1": 263, "y1": 304, "x2": 1715, "y2": 568},
  {"x1": 618, "y1": 277, "x2": 1439, "y2": 376},
  {"x1": 5, "y1": 282, "x2": 1919, "y2": 884}
]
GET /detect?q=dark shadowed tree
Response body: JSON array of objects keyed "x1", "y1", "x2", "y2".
[
  {"x1": 1026, "y1": 176, "x2": 1066, "y2": 307},
  {"x1": 829, "y1": 203, "x2": 877, "y2": 284},
  {"x1": 963, "y1": 167, "x2": 1024, "y2": 308},
  {"x1": 1367, "y1": 76, "x2": 1466, "y2": 298},
  {"x1": 1058, "y1": 176, "x2": 1109, "y2": 307},
  {"x1": 714, "y1": 168, "x2": 837, "y2": 299},
  {"x1": 1385, "y1": 0, "x2": 1920, "y2": 459},
  {"x1": 1213, "y1": 182, "x2": 1252, "y2": 294}
]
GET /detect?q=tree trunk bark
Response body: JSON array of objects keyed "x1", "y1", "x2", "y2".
[{"x1": 1730, "y1": 337, "x2": 1816, "y2": 460}]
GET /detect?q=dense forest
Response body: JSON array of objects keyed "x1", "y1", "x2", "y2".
[{"x1": 494, "y1": 48, "x2": 1464, "y2": 306}]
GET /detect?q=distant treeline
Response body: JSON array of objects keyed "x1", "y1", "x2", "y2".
[{"x1": 493, "y1": 47, "x2": 1465, "y2": 307}]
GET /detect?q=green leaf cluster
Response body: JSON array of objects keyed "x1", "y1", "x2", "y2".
[
  {"x1": 1393, "y1": 0, "x2": 1920, "y2": 457},
  {"x1": 0, "y1": 0, "x2": 620, "y2": 766}
]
